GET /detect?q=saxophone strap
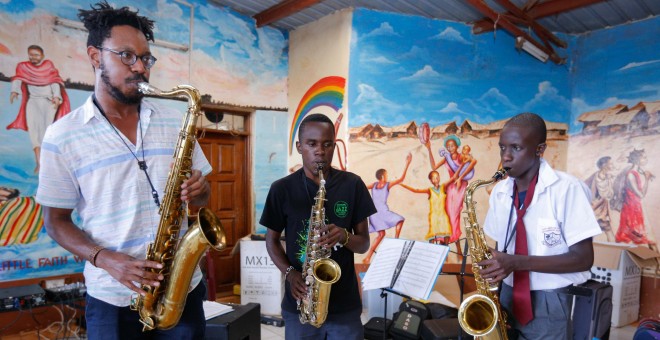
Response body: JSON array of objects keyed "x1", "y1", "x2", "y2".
[{"x1": 92, "y1": 94, "x2": 160, "y2": 208}]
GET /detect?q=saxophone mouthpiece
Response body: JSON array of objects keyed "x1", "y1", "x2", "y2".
[
  {"x1": 137, "y1": 82, "x2": 160, "y2": 95},
  {"x1": 493, "y1": 167, "x2": 510, "y2": 180}
]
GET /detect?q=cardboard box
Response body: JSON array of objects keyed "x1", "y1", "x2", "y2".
[
  {"x1": 239, "y1": 238, "x2": 284, "y2": 316},
  {"x1": 590, "y1": 242, "x2": 660, "y2": 327}
]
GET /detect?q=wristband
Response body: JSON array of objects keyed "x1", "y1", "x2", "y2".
[
  {"x1": 342, "y1": 228, "x2": 350, "y2": 246},
  {"x1": 284, "y1": 265, "x2": 295, "y2": 280},
  {"x1": 89, "y1": 245, "x2": 105, "y2": 267}
]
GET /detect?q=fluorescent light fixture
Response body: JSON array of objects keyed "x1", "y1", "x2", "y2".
[{"x1": 515, "y1": 36, "x2": 549, "y2": 63}]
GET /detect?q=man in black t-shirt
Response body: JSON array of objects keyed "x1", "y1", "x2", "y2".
[{"x1": 260, "y1": 113, "x2": 376, "y2": 339}]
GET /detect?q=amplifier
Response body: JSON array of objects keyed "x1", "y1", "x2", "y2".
[
  {"x1": 0, "y1": 284, "x2": 47, "y2": 311},
  {"x1": 44, "y1": 282, "x2": 87, "y2": 301}
]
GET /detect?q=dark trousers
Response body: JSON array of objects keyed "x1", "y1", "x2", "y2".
[
  {"x1": 85, "y1": 282, "x2": 206, "y2": 340},
  {"x1": 282, "y1": 308, "x2": 364, "y2": 340},
  {"x1": 500, "y1": 283, "x2": 573, "y2": 340}
]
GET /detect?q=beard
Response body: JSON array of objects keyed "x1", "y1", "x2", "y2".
[{"x1": 99, "y1": 60, "x2": 146, "y2": 105}]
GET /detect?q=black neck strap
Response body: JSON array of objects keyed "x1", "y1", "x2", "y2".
[{"x1": 92, "y1": 94, "x2": 160, "y2": 208}]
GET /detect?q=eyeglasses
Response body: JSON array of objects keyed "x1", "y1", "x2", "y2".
[{"x1": 96, "y1": 46, "x2": 157, "y2": 69}]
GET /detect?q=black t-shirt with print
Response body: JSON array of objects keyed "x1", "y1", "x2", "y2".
[{"x1": 259, "y1": 167, "x2": 377, "y2": 313}]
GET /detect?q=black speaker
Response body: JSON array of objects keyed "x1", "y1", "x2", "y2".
[
  {"x1": 571, "y1": 280, "x2": 613, "y2": 340},
  {"x1": 205, "y1": 303, "x2": 260, "y2": 340},
  {"x1": 420, "y1": 318, "x2": 472, "y2": 340}
]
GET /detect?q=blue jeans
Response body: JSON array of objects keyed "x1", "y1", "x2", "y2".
[
  {"x1": 282, "y1": 308, "x2": 363, "y2": 340},
  {"x1": 85, "y1": 282, "x2": 206, "y2": 340}
]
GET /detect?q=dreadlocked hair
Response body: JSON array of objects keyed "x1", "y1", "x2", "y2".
[{"x1": 78, "y1": 1, "x2": 155, "y2": 48}]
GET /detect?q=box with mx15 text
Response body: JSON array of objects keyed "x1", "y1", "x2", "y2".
[
  {"x1": 239, "y1": 236, "x2": 284, "y2": 316},
  {"x1": 590, "y1": 242, "x2": 660, "y2": 327}
]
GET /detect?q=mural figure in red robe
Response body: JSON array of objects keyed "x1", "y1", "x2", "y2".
[
  {"x1": 7, "y1": 45, "x2": 71, "y2": 173},
  {"x1": 615, "y1": 149, "x2": 656, "y2": 246}
]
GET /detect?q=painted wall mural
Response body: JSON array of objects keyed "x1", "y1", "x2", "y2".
[
  {"x1": 0, "y1": 0, "x2": 288, "y2": 281},
  {"x1": 342, "y1": 9, "x2": 659, "y2": 263}
]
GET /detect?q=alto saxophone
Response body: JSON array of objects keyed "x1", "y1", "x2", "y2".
[
  {"x1": 458, "y1": 168, "x2": 509, "y2": 340},
  {"x1": 130, "y1": 83, "x2": 227, "y2": 331},
  {"x1": 298, "y1": 165, "x2": 342, "y2": 327}
]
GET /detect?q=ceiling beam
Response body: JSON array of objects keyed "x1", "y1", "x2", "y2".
[
  {"x1": 253, "y1": 0, "x2": 323, "y2": 28},
  {"x1": 473, "y1": 0, "x2": 609, "y2": 34},
  {"x1": 466, "y1": 0, "x2": 564, "y2": 64},
  {"x1": 496, "y1": 0, "x2": 566, "y2": 48}
]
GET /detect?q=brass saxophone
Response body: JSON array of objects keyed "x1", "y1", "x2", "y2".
[
  {"x1": 298, "y1": 165, "x2": 342, "y2": 327},
  {"x1": 130, "y1": 82, "x2": 227, "y2": 331},
  {"x1": 458, "y1": 168, "x2": 509, "y2": 340}
]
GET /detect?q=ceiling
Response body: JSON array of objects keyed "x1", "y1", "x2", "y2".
[{"x1": 208, "y1": 0, "x2": 660, "y2": 64}]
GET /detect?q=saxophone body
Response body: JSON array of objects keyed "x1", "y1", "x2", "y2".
[
  {"x1": 131, "y1": 83, "x2": 226, "y2": 331},
  {"x1": 458, "y1": 168, "x2": 509, "y2": 340},
  {"x1": 298, "y1": 166, "x2": 342, "y2": 328}
]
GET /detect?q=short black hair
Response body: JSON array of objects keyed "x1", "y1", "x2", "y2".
[
  {"x1": 27, "y1": 45, "x2": 43, "y2": 54},
  {"x1": 597, "y1": 156, "x2": 611, "y2": 169},
  {"x1": 298, "y1": 113, "x2": 334, "y2": 141},
  {"x1": 627, "y1": 149, "x2": 645, "y2": 164},
  {"x1": 78, "y1": 1, "x2": 155, "y2": 48},
  {"x1": 375, "y1": 169, "x2": 386, "y2": 180},
  {"x1": 504, "y1": 112, "x2": 547, "y2": 144}
]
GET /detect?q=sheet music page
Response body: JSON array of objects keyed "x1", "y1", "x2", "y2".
[
  {"x1": 361, "y1": 238, "x2": 404, "y2": 291},
  {"x1": 203, "y1": 300, "x2": 234, "y2": 320},
  {"x1": 391, "y1": 241, "x2": 449, "y2": 300}
]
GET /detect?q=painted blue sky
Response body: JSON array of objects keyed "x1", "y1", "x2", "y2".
[
  {"x1": 349, "y1": 9, "x2": 660, "y2": 134},
  {"x1": 0, "y1": 0, "x2": 289, "y2": 92}
]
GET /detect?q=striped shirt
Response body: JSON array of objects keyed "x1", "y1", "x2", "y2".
[{"x1": 36, "y1": 96, "x2": 212, "y2": 306}]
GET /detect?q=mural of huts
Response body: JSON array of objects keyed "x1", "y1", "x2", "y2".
[
  {"x1": 578, "y1": 101, "x2": 660, "y2": 136},
  {"x1": 460, "y1": 119, "x2": 490, "y2": 138},
  {"x1": 389, "y1": 121, "x2": 418, "y2": 138},
  {"x1": 350, "y1": 119, "x2": 567, "y2": 141},
  {"x1": 350, "y1": 123, "x2": 386, "y2": 140},
  {"x1": 431, "y1": 121, "x2": 458, "y2": 138}
]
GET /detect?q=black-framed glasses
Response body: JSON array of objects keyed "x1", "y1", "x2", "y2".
[{"x1": 96, "y1": 46, "x2": 157, "y2": 69}]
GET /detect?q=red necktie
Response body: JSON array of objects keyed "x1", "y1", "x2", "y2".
[{"x1": 512, "y1": 173, "x2": 538, "y2": 326}]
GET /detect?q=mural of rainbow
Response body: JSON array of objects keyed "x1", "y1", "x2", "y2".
[{"x1": 289, "y1": 76, "x2": 346, "y2": 154}]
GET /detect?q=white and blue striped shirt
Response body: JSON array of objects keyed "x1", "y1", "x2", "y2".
[{"x1": 36, "y1": 96, "x2": 212, "y2": 306}]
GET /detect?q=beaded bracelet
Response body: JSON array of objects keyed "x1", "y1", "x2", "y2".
[
  {"x1": 284, "y1": 265, "x2": 295, "y2": 280},
  {"x1": 342, "y1": 228, "x2": 350, "y2": 246},
  {"x1": 89, "y1": 245, "x2": 105, "y2": 267}
]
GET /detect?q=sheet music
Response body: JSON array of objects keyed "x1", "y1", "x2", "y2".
[
  {"x1": 362, "y1": 238, "x2": 449, "y2": 300},
  {"x1": 203, "y1": 300, "x2": 234, "y2": 320},
  {"x1": 361, "y1": 238, "x2": 404, "y2": 290},
  {"x1": 392, "y1": 241, "x2": 449, "y2": 299}
]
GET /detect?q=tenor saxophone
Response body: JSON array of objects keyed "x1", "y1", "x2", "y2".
[
  {"x1": 130, "y1": 82, "x2": 226, "y2": 331},
  {"x1": 458, "y1": 168, "x2": 509, "y2": 340},
  {"x1": 298, "y1": 165, "x2": 342, "y2": 327}
]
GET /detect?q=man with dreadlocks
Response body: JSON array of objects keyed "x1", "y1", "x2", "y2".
[{"x1": 36, "y1": 2, "x2": 212, "y2": 338}]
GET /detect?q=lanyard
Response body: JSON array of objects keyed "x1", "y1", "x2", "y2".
[{"x1": 92, "y1": 95, "x2": 160, "y2": 208}]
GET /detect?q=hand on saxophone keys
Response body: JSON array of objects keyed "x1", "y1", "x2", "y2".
[
  {"x1": 96, "y1": 250, "x2": 164, "y2": 296},
  {"x1": 316, "y1": 223, "x2": 348, "y2": 250},
  {"x1": 477, "y1": 248, "x2": 518, "y2": 284},
  {"x1": 180, "y1": 169, "x2": 210, "y2": 204}
]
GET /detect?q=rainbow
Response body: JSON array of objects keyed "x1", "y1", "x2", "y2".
[{"x1": 289, "y1": 76, "x2": 346, "y2": 154}]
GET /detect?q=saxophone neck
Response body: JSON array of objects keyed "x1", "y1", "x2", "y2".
[
  {"x1": 138, "y1": 82, "x2": 201, "y2": 111},
  {"x1": 465, "y1": 168, "x2": 509, "y2": 203}
]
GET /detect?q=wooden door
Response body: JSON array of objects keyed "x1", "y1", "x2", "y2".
[{"x1": 198, "y1": 131, "x2": 249, "y2": 295}]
